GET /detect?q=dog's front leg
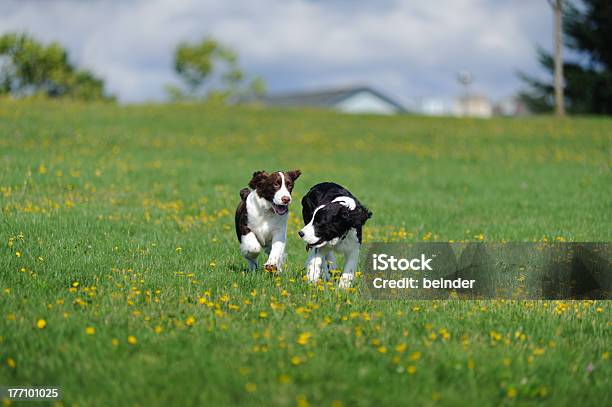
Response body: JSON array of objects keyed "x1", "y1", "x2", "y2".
[
  {"x1": 339, "y1": 245, "x2": 360, "y2": 288},
  {"x1": 305, "y1": 248, "x2": 324, "y2": 282},
  {"x1": 264, "y1": 232, "x2": 286, "y2": 273}
]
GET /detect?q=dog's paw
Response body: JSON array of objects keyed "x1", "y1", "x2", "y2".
[
  {"x1": 264, "y1": 263, "x2": 279, "y2": 274},
  {"x1": 338, "y1": 275, "x2": 353, "y2": 289}
]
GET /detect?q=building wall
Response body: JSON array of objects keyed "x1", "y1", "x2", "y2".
[
  {"x1": 453, "y1": 96, "x2": 493, "y2": 118},
  {"x1": 335, "y1": 91, "x2": 399, "y2": 115}
]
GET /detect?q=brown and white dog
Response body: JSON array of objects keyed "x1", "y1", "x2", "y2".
[{"x1": 235, "y1": 170, "x2": 301, "y2": 272}]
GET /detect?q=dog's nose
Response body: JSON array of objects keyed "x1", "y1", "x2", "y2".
[
  {"x1": 298, "y1": 231, "x2": 305, "y2": 238},
  {"x1": 281, "y1": 196, "x2": 290, "y2": 204}
]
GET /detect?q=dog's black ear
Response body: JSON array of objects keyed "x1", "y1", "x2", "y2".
[
  {"x1": 248, "y1": 171, "x2": 268, "y2": 189},
  {"x1": 352, "y1": 205, "x2": 372, "y2": 227},
  {"x1": 286, "y1": 169, "x2": 301, "y2": 182},
  {"x1": 239, "y1": 188, "x2": 250, "y2": 201}
]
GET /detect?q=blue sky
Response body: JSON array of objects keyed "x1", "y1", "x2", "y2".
[{"x1": 1, "y1": 0, "x2": 556, "y2": 104}]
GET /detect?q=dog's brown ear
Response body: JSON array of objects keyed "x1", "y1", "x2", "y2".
[
  {"x1": 248, "y1": 171, "x2": 269, "y2": 189},
  {"x1": 286, "y1": 169, "x2": 302, "y2": 181},
  {"x1": 239, "y1": 188, "x2": 250, "y2": 201}
]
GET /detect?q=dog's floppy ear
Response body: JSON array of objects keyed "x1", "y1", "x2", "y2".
[
  {"x1": 286, "y1": 169, "x2": 301, "y2": 181},
  {"x1": 352, "y1": 205, "x2": 372, "y2": 227},
  {"x1": 248, "y1": 171, "x2": 269, "y2": 189},
  {"x1": 239, "y1": 188, "x2": 250, "y2": 201}
]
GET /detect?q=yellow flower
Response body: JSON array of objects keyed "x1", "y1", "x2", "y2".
[
  {"x1": 127, "y1": 335, "x2": 137, "y2": 345},
  {"x1": 259, "y1": 311, "x2": 268, "y2": 319},
  {"x1": 490, "y1": 330, "x2": 502, "y2": 341},
  {"x1": 245, "y1": 382, "x2": 257, "y2": 393},
  {"x1": 6, "y1": 357, "x2": 16, "y2": 368},
  {"x1": 407, "y1": 365, "x2": 417, "y2": 374},
  {"x1": 296, "y1": 395, "x2": 309, "y2": 407},
  {"x1": 154, "y1": 325, "x2": 163, "y2": 334},
  {"x1": 36, "y1": 319, "x2": 46, "y2": 329},
  {"x1": 111, "y1": 338, "x2": 119, "y2": 346},
  {"x1": 291, "y1": 356, "x2": 302, "y2": 365},
  {"x1": 85, "y1": 326, "x2": 96, "y2": 335},
  {"x1": 377, "y1": 346, "x2": 387, "y2": 354},
  {"x1": 185, "y1": 316, "x2": 196, "y2": 326},
  {"x1": 507, "y1": 388, "x2": 517, "y2": 398},
  {"x1": 297, "y1": 332, "x2": 312, "y2": 346},
  {"x1": 278, "y1": 374, "x2": 291, "y2": 384},
  {"x1": 409, "y1": 351, "x2": 421, "y2": 361},
  {"x1": 395, "y1": 343, "x2": 407, "y2": 353}
]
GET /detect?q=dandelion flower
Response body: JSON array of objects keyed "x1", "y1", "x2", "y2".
[
  {"x1": 296, "y1": 395, "x2": 309, "y2": 407},
  {"x1": 85, "y1": 326, "x2": 96, "y2": 335},
  {"x1": 127, "y1": 335, "x2": 137, "y2": 345},
  {"x1": 6, "y1": 357, "x2": 16, "y2": 368},
  {"x1": 297, "y1": 332, "x2": 311, "y2": 346},
  {"x1": 36, "y1": 319, "x2": 46, "y2": 329},
  {"x1": 185, "y1": 316, "x2": 196, "y2": 326}
]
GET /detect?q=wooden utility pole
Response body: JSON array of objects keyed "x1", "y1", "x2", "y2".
[{"x1": 549, "y1": 0, "x2": 565, "y2": 116}]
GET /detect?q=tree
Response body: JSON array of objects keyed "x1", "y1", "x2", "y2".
[
  {"x1": 519, "y1": 0, "x2": 612, "y2": 115},
  {"x1": 170, "y1": 36, "x2": 265, "y2": 101},
  {"x1": 0, "y1": 32, "x2": 112, "y2": 101},
  {"x1": 551, "y1": 0, "x2": 565, "y2": 116}
]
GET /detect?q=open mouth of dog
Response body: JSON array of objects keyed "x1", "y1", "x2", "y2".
[
  {"x1": 306, "y1": 239, "x2": 326, "y2": 250},
  {"x1": 272, "y1": 203, "x2": 288, "y2": 215}
]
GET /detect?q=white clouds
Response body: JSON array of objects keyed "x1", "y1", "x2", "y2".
[{"x1": 0, "y1": 0, "x2": 552, "y2": 103}]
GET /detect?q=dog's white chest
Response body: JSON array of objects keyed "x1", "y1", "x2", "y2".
[{"x1": 246, "y1": 193, "x2": 287, "y2": 246}]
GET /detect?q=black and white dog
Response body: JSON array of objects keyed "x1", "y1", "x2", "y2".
[
  {"x1": 235, "y1": 170, "x2": 301, "y2": 272},
  {"x1": 298, "y1": 182, "x2": 372, "y2": 287}
]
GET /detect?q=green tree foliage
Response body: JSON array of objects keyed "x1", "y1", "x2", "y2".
[
  {"x1": 0, "y1": 32, "x2": 112, "y2": 101},
  {"x1": 170, "y1": 36, "x2": 265, "y2": 101},
  {"x1": 519, "y1": 0, "x2": 612, "y2": 115}
]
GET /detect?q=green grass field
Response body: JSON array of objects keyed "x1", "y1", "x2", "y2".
[{"x1": 1, "y1": 100, "x2": 611, "y2": 406}]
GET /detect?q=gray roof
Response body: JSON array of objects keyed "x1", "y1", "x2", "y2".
[{"x1": 255, "y1": 86, "x2": 406, "y2": 112}]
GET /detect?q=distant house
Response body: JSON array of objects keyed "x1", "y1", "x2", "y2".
[
  {"x1": 253, "y1": 86, "x2": 406, "y2": 115},
  {"x1": 453, "y1": 94, "x2": 493, "y2": 118},
  {"x1": 417, "y1": 97, "x2": 454, "y2": 116}
]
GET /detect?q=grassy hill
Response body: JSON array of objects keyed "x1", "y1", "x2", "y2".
[{"x1": 0, "y1": 100, "x2": 610, "y2": 406}]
